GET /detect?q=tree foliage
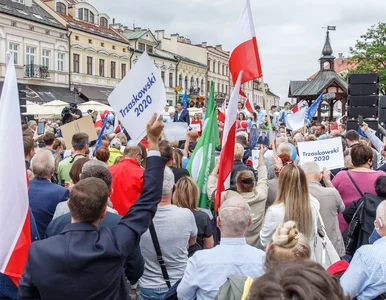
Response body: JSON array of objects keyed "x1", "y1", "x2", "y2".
[{"x1": 349, "y1": 22, "x2": 386, "y2": 95}]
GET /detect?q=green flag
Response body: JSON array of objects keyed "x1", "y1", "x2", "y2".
[{"x1": 187, "y1": 82, "x2": 220, "y2": 208}]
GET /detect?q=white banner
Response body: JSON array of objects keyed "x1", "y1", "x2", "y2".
[
  {"x1": 298, "y1": 137, "x2": 344, "y2": 170},
  {"x1": 164, "y1": 122, "x2": 188, "y2": 141},
  {"x1": 108, "y1": 52, "x2": 166, "y2": 144}
]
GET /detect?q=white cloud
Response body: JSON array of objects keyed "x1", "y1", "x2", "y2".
[{"x1": 93, "y1": 0, "x2": 386, "y2": 103}]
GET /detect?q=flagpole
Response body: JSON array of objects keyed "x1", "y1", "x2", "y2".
[{"x1": 260, "y1": 76, "x2": 276, "y2": 154}]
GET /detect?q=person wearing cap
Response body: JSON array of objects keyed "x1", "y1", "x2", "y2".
[
  {"x1": 108, "y1": 138, "x2": 123, "y2": 166},
  {"x1": 70, "y1": 103, "x2": 82, "y2": 120}
]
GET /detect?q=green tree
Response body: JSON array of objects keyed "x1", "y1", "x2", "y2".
[{"x1": 349, "y1": 22, "x2": 386, "y2": 95}]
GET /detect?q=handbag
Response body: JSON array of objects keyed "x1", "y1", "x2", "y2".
[
  {"x1": 343, "y1": 200, "x2": 365, "y2": 257},
  {"x1": 149, "y1": 222, "x2": 179, "y2": 300},
  {"x1": 313, "y1": 209, "x2": 340, "y2": 269}
]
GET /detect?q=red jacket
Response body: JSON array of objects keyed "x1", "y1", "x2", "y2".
[{"x1": 109, "y1": 159, "x2": 144, "y2": 215}]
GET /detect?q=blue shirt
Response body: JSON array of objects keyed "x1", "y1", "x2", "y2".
[
  {"x1": 177, "y1": 237, "x2": 265, "y2": 300},
  {"x1": 340, "y1": 236, "x2": 386, "y2": 300}
]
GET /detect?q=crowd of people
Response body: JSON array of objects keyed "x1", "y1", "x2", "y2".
[{"x1": 2, "y1": 100, "x2": 386, "y2": 300}]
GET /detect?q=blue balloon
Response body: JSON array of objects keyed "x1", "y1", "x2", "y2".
[{"x1": 289, "y1": 143, "x2": 297, "y2": 161}]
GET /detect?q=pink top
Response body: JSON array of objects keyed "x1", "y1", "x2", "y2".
[{"x1": 332, "y1": 170, "x2": 384, "y2": 232}]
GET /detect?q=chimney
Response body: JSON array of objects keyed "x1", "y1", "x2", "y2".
[
  {"x1": 338, "y1": 53, "x2": 344, "y2": 65},
  {"x1": 112, "y1": 18, "x2": 115, "y2": 24},
  {"x1": 216, "y1": 45, "x2": 222, "y2": 50},
  {"x1": 202, "y1": 42, "x2": 207, "y2": 48},
  {"x1": 134, "y1": 27, "x2": 141, "y2": 32},
  {"x1": 155, "y1": 30, "x2": 165, "y2": 40},
  {"x1": 171, "y1": 33, "x2": 179, "y2": 43}
]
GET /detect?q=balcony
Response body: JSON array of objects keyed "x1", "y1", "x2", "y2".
[{"x1": 24, "y1": 64, "x2": 50, "y2": 79}]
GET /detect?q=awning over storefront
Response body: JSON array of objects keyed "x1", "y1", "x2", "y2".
[{"x1": 79, "y1": 86, "x2": 114, "y2": 105}]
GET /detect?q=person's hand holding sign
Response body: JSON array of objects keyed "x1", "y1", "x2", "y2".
[{"x1": 147, "y1": 113, "x2": 164, "y2": 152}]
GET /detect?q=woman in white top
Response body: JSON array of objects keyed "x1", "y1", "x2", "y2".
[{"x1": 260, "y1": 162, "x2": 320, "y2": 257}]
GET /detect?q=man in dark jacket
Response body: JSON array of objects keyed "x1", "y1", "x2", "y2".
[{"x1": 18, "y1": 114, "x2": 166, "y2": 300}]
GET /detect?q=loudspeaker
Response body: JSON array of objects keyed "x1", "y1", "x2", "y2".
[
  {"x1": 348, "y1": 95, "x2": 379, "y2": 107},
  {"x1": 347, "y1": 120, "x2": 378, "y2": 132},
  {"x1": 379, "y1": 96, "x2": 386, "y2": 123},
  {"x1": 348, "y1": 83, "x2": 379, "y2": 96},
  {"x1": 348, "y1": 107, "x2": 378, "y2": 119},
  {"x1": 348, "y1": 73, "x2": 379, "y2": 84}
]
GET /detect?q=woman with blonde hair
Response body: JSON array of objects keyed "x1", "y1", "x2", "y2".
[
  {"x1": 173, "y1": 176, "x2": 214, "y2": 250},
  {"x1": 260, "y1": 163, "x2": 319, "y2": 255},
  {"x1": 265, "y1": 220, "x2": 311, "y2": 271}
]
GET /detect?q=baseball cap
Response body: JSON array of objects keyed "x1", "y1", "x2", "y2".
[{"x1": 111, "y1": 138, "x2": 121, "y2": 148}]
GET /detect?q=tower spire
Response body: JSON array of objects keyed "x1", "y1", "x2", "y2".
[
  {"x1": 322, "y1": 31, "x2": 333, "y2": 56},
  {"x1": 319, "y1": 28, "x2": 336, "y2": 71}
]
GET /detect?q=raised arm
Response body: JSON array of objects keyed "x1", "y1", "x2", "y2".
[{"x1": 113, "y1": 114, "x2": 167, "y2": 256}]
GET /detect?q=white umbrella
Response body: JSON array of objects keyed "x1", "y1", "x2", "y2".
[
  {"x1": 42, "y1": 100, "x2": 68, "y2": 116},
  {"x1": 78, "y1": 101, "x2": 113, "y2": 113},
  {"x1": 22, "y1": 101, "x2": 51, "y2": 116}
]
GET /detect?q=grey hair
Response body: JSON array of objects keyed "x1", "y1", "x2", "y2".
[
  {"x1": 82, "y1": 159, "x2": 107, "y2": 173},
  {"x1": 277, "y1": 143, "x2": 292, "y2": 156},
  {"x1": 31, "y1": 149, "x2": 55, "y2": 178},
  {"x1": 293, "y1": 133, "x2": 304, "y2": 143},
  {"x1": 162, "y1": 166, "x2": 175, "y2": 195},
  {"x1": 301, "y1": 162, "x2": 321, "y2": 176},
  {"x1": 276, "y1": 137, "x2": 288, "y2": 147},
  {"x1": 28, "y1": 120, "x2": 37, "y2": 126},
  {"x1": 219, "y1": 196, "x2": 251, "y2": 236},
  {"x1": 376, "y1": 200, "x2": 386, "y2": 224}
]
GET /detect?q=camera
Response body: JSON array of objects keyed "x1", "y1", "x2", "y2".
[{"x1": 61, "y1": 106, "x2": 75, "y2": 125}]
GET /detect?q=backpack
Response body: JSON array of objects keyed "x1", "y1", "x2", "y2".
[{"x1": 214, "y1": 275, "x2": 254, "y2": 300}]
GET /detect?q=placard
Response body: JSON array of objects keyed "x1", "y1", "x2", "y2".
[
  {"x1": 298, "y1": 137, "x2": 344, "y2": 170},
  {"x1": 108, "y1": 52, "x2": 166, "y2": 144},
  {"x1": 60, "y1": 115, "x2": 97, "y2": 148},
  {"x1": 164, "y1": 122, "x2": 188, "y2": 141}
]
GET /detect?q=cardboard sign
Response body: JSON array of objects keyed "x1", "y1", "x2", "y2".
[
  {"x1": 190, "y1": 123, "x2": 201, "y2": 132},
  {"x1": 164, "y1": 122, "x2": 188, "y2": 141},
  {"x1": 298, "y1": 137, "x2": 344, "y2": 170},
  {"x1": 60, "y1": 115, "x2": 97, "y2": 148},
  {"x1": 108, "y1": 52, "x2": 166, "y2": 144}
]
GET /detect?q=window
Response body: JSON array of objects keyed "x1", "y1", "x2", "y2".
[
  {"x1": 217, "y1": 82, "x2": 220, "y2": 92},
  {"x1": 169, "y1": 73, "x2": 173, "y2": 88},
  {"x1": 222, "y1": 65, "x2": 225, "y2": 75},
  {"x1": 90, "y1": 11, "x2": 94, "y2": 23},
  {"x1": 75, "y1": 35, "x2": 79, "y2": 41},
  {"x1": 56, "y1": 2, "x2": 66, "y2": 14},
  {"x1": 111, "y1": 61, "x2": 116, "y2": 79},
  {"x1": 179, "y1": 74, "x2": 182, "y2": 87},
  {"x1": 101, "y1": 42, "x2": 104, "y2": 47},
  {"x1": 201, "y1": 79, "x2": 204, "y2": 93},
  {"x1": 190, "y1": 76, "x2": 194, "y2": 88},
  {"x1": 9, "y1": 43, "x2": 18, "y2": 65},
  {"x1": 78, "y1": 8, "x2": 83, "y2": 20},
  {"x1": 226, "y1": 66, "x2": 228, "y2": 76},
  {"x1": 184, "y1": 76, "x2": 188, "y2": 90},
  {"x1": 138, "y1": 42, "x2": 145, "y2": 52},
  {"x1": 213, "y1": 61, "x2": 215, "y2": 73},
  {"x1": 196, "y1": 78, "x2": 199, "y2": 89},
  {"x1": 26, "y1": 47, "x2": 35, "y2": 65},
  {"x1": 14, "y1": 0, "x2": 24, "y2": 3},
  {"x1": 58, "y1": 53, "x2": 64, "y2": 71},
  {"x1": 218, "y1": 62, "x2": 221, "y2": 74},
  {"x1": 87, "y1": 56, "x2": 93, "y2": 75},
  {"x1": 222, "y1": 84, "x2": 224, "y2": 93},
  {"x1": 100, "y1": 17, "x2": 108, "y2": 27},
  {"x1": 99, "y1": 59, "x2": 105, "y2": 76},
  {"x1": 146, "y1": 45, "x2": 153, "y2": 53},
  {"x1": 84, "y1": 8, "x2": 89, "y2": 22},
  {"x1": 112, "y1": 45, "x2": 115, "y2": 50},
  {"x1": 11, "y1": 21, "x2": 17, "y2": 27},
  {"x1": 161, "y1": 71, "x2": 165, "y2": 83},
  {"x1": 121, "y1": 63, "x2": 126, "y2": 78},
  {"x1": 225, "y1": 85, "x2": 228, "y2": 95},
  {"x1": 88, "y1": 39, "x2": 92, "y2": 44},
  {"x1": 73, "y1": 53, "x2": 79, "y2": 73},
  {"x1": 42, "y1": 49, "x2": 50, "y2": 68}
]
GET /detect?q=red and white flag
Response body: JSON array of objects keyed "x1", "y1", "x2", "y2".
[
  {"x1": 292, "y1": 100, "x2": 307, "y2": 114},
  {"x1": 218, "y1": 100, "x2": 226, "y2": 122},
  {"x1": 94, "y1": 112, "x2": 103, "y2": 128},
  {"x1": 215, "y1": 71, "x2": 243, "y2": 211},
  {"x1": 0, "y1": 56, "x2": 31, "y2": 285},
  {"x1": 229, "y1": 0, "x2": 263, "y2": 113},
  {"x1": 113, "y1": 115, "x2": 120, "y2": 134}
]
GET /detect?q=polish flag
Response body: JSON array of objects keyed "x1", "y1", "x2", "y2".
[
  {"x1": 229, "y1": 0, "x2": 263, "y2": 113},
  {"x1": 215, "y1": 71, "x2": 243, "y2": 211},
  {"x1": 113, "y1": 115, "x2": 120, "y2": 134},
  {"x1": 292, "y1": 100, "x2": 307, "y2": 113},
  {"x1": 94, "y1": 113, "x2": 103, "y2": 128},
  {"x1": 218, "y1": 100, "x2": 226, "y2": 122},
  {"x1": 0, "y1": 56, "x2": 31, "y2": 285}
]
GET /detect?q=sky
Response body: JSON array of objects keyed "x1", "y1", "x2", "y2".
[{"x1": 92, "y1": 0, "x2": 386, "y2": 104}]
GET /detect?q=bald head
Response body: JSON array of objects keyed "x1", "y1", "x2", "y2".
[
  {"x1": 123, "y1": 145, "x2": 142, "y2": 158},
  {"x1": 218, "y1": 196, "x2": 251, "y2": 237},
  {"x1": 301, "y1": 162, "x2": 322, "y2": 182}
]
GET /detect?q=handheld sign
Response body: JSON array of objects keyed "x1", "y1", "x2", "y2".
[
  {"x1": 164, "y1": 122, "x2": 188, "y2": 141},
  {"x1": 108, "y1": 52, "x2": 166, "y2": 144},
  {"x1": 298, "y1": 137, "x2": 344, "y2": 170}
]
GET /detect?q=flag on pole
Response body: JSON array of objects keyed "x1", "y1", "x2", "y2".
[
  {"x1": 187, "y1": 81, "x2": 220, "y2": 208},
  {"x1": 218, "y1": 100, "x2": 226, "y2": 122},
  {"x1": 306, "y1": 92, "x2": 324, "y2": 121},
  {"x1": 94, "y1": 113, "x2": 103, "y2": 128},
  {"x1": 286, "y1": 106, "x2": 307, "y2": 131},
  {"x1": 113, "y1": 114, "x2": 120, "y2": 134},
  {"x1": 215, "y1": 71, "x2": 243, "y2": 211},
  {"x1": 181, "y1": 91, "x2": 189, "y2": 110},
  {"x1": 0, "y1": 56, "x2": 31, "y2": 285},
  {"x1": 292, "y1": 100, "x2": 308, "y2": 114},
  {"x1": 229, "y1": 0, "x2": 263, "y2": 106}
]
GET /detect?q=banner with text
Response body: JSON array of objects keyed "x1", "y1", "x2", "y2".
[
  {"x1": 298, "y1": 137, "x2": 344, "y2": 170},
  {"x1": 108, "y1": 52, "x2": 166, "y2": 144}
]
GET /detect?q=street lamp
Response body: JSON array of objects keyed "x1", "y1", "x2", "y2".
[{"x1": 70, "y1": 83, "x2": 82, "y2": 104}]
